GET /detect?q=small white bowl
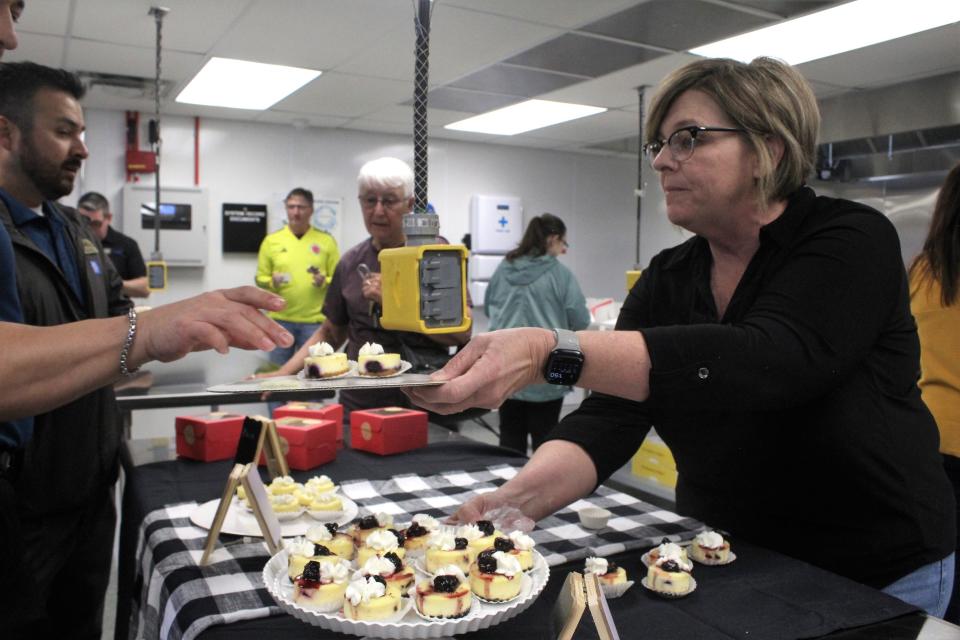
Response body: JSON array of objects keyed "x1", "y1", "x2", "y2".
[{"x1": 579, "y1": 507, "x2": 612, "y2": 529}]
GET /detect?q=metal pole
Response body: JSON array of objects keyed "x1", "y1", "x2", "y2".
[
  {"x1": 404, "y1": 0, "x2": 439, "y2": 245},
  {"x1": 636, "y1": 86, "x2": 646, "y2": 268},
  {"x1": 149, "y1": 6, "x2": 168, "y2": 257}
]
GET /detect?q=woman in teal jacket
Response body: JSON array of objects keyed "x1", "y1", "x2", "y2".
[{"x1": 485, "y1": 213, "x2": 591, "y2": 453}]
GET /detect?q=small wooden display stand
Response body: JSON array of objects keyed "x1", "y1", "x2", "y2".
[
  {"x1": 552, "y1": 572, "x2": 620, "y2": 640},
  {"x1": 199, "y1": 416, "x2": 289, "y2": 565}
]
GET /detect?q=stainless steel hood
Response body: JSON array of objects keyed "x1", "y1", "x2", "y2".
[{"x1": 814, "y1": 71, "x2": 960, "y2": 189}]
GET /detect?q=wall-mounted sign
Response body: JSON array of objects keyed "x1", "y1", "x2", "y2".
[{"x1": 222, "y1": 203, "x2": 268, "y2": 253}]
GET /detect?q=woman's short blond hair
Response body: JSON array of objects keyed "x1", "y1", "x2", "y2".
[{"x1": 644, "y1": 57, "x2": 820, "y2": 205}]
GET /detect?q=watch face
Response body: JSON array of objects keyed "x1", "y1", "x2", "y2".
[{"x1": 545, "y1": 349, "x2": 584, "y2": 386}]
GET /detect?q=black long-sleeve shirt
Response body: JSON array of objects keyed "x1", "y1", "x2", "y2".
[{"x1": 549, "y1": 186, "x2": 954, "y2": 588}]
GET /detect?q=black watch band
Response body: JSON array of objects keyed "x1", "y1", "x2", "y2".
[{"x1": 543, "y1": 328, "x2": 584, "y2": 386}]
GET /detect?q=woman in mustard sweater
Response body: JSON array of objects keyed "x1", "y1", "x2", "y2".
[{"x1": 910, "y1": 161, "x2": 960, "y2": 622}]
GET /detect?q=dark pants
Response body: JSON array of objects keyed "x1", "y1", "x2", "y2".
[
  {"x1": 498, "y1": 398, "x2": 564, "y2": 454},
  {"x1": 0, "y1": 476, "x2": 44, "y2": 638},
  {"x1": 16, "y1": 484, "x2": 117, "y2": 640},
  {"x1": 944, "y1": 454, "x2": 960, "y2": 623}
]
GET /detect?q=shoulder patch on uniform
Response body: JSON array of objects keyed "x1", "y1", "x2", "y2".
[{"x1": 81, "y1": 238, "x2": 99, "y2": 255}]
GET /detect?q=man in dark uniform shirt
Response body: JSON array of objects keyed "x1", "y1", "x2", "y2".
[{"x1": 78, "y1": 191, "x2": 149, "y2": 297}]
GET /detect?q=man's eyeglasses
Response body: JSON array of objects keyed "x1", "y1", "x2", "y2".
[
  {"x1": 83, "y1": 217, "x2": 105, "y2": 229},
  {"x1": 642, "y1": 126, "x2": 748, "y2": 166},
  {"x1": 358, "y1": 195, "x2": 404, "y2": 210}
]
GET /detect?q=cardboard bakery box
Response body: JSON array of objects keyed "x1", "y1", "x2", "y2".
[
  {"x1": 273, "y1": 402, "x2": 344, "y2": 444},
  {"x1": 260, "y1": 416, "x2": 338, "y2": 470},
  {"x1": 175, "y1": 412, "x2": 245, "y2": 462},
  {"x1": 350, "y1": 407, "x2": 428, "y2": 455}
]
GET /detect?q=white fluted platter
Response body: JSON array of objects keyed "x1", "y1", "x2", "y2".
[{"x1": 263, "y1": 548, "x2": 550, "y2": 638}]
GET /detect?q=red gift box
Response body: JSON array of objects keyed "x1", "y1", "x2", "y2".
[
  {"x1": 274, "y1": 402, "x2": 344, "y2": 444},
  {"x1": 350, "y1": 407, "x2": 428, "y2": 455},
  {"x1": 262, "y1": 416, "x2": 338, "y2": 470},
  {"x1": 175, "y1": 412, "x2": 245, "y2": 462}
]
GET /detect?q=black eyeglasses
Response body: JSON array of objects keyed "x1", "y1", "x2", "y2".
[
  {"x1": 358, "y1": 195, "x2": 404, "y2": 210},
  {"x1": 642, "y1": 126, "x2": 748, "y2": 166}
]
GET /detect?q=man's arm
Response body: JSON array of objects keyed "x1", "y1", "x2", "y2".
[
  {"x1": 122, "y1": 276, "x2": 150, "y2": 298},
  {"x1": 0, "y1": 287, "x2": 293, "y2": 420}
]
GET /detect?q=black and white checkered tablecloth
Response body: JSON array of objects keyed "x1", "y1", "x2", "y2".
[{"x1": 129, "y1": 464, "x2": 703, "y2": 640}]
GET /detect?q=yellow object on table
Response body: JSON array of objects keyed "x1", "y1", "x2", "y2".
[{"x1": 631, "y1": 433, "x2": 677, "y2": 490}]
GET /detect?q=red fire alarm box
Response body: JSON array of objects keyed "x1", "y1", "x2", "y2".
[
  {"x1": 175, "y1": 412, "x2": 245, "y2": 462},
  {"x1": 350, "y1": 407, "x2": 428, "y2": 456},
  {"x1": 274, "y1": 402, "x2": 344, "y2": 443},
  {"x1": 263, "y1": 417, "x2": 338, "y2": 470}
]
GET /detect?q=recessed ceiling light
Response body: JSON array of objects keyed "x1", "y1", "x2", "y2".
[
  {"x1": 445, "y1": 99, "x2": 607, "y2": 136},
  {"x1": 176, "y1": 57, "x2": 321, "y2": 110},
  {"x1": 690, "y1": 0, "x2": 960, "y2": 65}
]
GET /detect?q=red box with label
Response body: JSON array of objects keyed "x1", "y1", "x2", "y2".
[
  {"x1": 273, "y1": 402, "x2": 344, "y2": 444},
  {"x1": 175, "y1": 412, "x2": 245, "y2": 462},
  {"x1": 350, "y1": 407, "x2": 428, "y2": 455},
  {"x1": 262, "y1": 416, "x2": 338, "y2": 470}
]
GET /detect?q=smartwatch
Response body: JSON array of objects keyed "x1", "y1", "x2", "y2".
[{"x1": 543, "y1": 328, "x2": 584, "y2": 386}]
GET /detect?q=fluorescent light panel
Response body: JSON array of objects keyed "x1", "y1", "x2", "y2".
[
  {"x1": 176, "y1": 57, "x2": 321, "y2": 110},
  {"x1": 445, "y1": 99, "x2": 607, "y2": 136},
  {"x1": 690, "y1": 0, "x2": 960, "y2": 65}
]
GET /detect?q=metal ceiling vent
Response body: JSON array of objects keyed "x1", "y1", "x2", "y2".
[{"x1": 76, "y1": 71, "x2": 174, "y2": 100}]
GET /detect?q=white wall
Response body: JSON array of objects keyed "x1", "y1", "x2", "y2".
[{"x1": 74, "y1": 109, "x2": 645, "y2": 308}]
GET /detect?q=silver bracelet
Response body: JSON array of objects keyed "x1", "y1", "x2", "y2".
[{"x1": 120, "y1": 307, "x2": 140, "y2": 377}]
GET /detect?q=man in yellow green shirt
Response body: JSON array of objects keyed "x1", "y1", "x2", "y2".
[{"x1": 256, "y1": 188, "x2": 339, "y2": 365}]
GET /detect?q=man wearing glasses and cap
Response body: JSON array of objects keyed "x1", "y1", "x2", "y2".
[{"x1": 77, "y1": 191, "x2": 150, "y2": 298}]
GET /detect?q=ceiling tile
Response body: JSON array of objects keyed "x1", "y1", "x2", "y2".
[
  {"x1": 272, "y1": 72, "x2": 410, "y2": 118},
  {"x1": 16, "y1": 0, "x2": 71, "y2": 36},
  {"x1": 724, "y1": 1, "x2": 839, "y2": 18},
  {"x1": 440, "y1": 0, "x2": 644, "y2": 30},
  {"x1": 71, "y1": 0, "x2": 254, "y2": 53},
  {"x1": 415, "y1": 88, "x2": 520, "y2": 114},
  {"x1": 800, "y1": 24, "x2": 960, "y2": 91},
  {"x1": 66, "y1": 40, "x2": 205, "y2": 88},
  {"x1": 449, "y1": 64, "x2": 581, "y2": 97},
  {"x1": 579, "y1": 0, "x2": 771, "y2": 51},
  {"x1": 5, "y1": 33, "x2": 66, "y2": 66},
  {"x1": 253, "y1": 111, "x2": 352, "y2": 129},
  {"x1": 213, "y1": 0, "x2": 408, "y2": 70},
  {"x1": 504, "y1": 33, "x2": 665, "y2": 78}
]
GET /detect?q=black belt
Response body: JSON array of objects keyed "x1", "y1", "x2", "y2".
[{"x1": 0, "y1": 446, "x2": 23, "y2": 482}]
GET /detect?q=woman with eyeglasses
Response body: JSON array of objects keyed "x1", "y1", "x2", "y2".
[
  {"x1": 409, "y1": 57, "x2": 955, "y2": 616},
  {"x1": 484, "y1": 213, "x2": 590, "y2": 454}
]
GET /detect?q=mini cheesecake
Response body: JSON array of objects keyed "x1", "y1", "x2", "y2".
[
  {"x1": 350, "y1": 513, "x2": 394, "y2": 545},
  {"x1": 306, "y1": 492, "x2": 343, "y2": 514},
  {"x1": 469, "y1": 550, "x2": 523, "y2": 602},
  {"x1": 646, "y1": 558, "x2": 692, "y2": 595},
  {"x1": 304, "y1": 474, "x2": 336, "y2": 495},
  {"x1": 647, "y1": 539, "x2": 690, "y2": 566},
  {"x1": 689, "y1": 530, "x2": 731, "y2": 564},
  {"x1": 415, "y1": 566, "x2": 473, "y2": 619},
  {"x1": 357, "y1": 342, "x2": 402, "y2": 377},
  {"x1": 494, "y1": 532, "x2": 535, "y2": 571},
  {"x1": 304, "y1": 342, "x2": 349, "y2": 379},
  {"x1": 270, "y1": 493, "x2": 303, "y2": 518},
  {"x1": 425, "y1": 530, "x2": 471, "y2": 574},
  {"x1": 343, "y1": 575, "x2": 403, "y2": 622},
  {"x1": 360, "y1": 552, "x2": 415, "y2": 600},
  {"x1": 292, "y1": 559, "x2": 351, "y2": 612},
  {"x1": 585, "y1": 556, "x2": 627, "y2": 586},
  {"x1": 268, "y1": 475, "x2": 300, "y2": 495},
  {"x1": 306, "y1": 523, "x2": 354, "y2": 561},
  {"x1": 403, "y1": 514, "x2": 440, "y2": 555},
  {"x1": 458, "y1": 520, "x2": 502, "y2": 564},
  {"x1": 357, "y1": 529, "x2": 406, "y2": 566}
]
